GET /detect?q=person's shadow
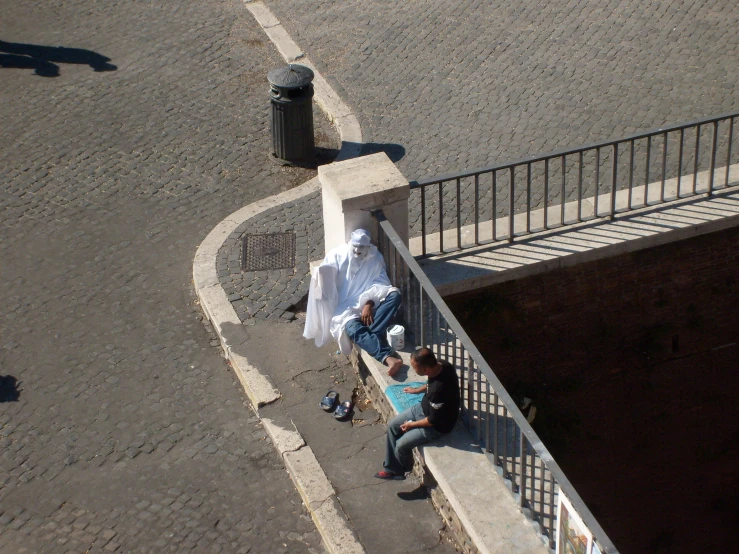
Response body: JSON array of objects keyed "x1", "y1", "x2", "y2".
[
  {"x1": 0, "y1": 40, "x2": 117, "y2": 77},
  {"x1": 0, "y1": 375, "x2": 21, "y2": 402}
]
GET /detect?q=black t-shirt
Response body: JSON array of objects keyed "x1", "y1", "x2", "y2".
[{"x1": 421, "y1": 361, "x2": 460, "y2": 434}]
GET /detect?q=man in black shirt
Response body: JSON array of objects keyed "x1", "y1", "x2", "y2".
[{"x1": 375, "y1": 347, "x2": 460, "y2": 480}]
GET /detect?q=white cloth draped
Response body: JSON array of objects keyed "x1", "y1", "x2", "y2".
[{"x1": 304, "y1": 242, "x2": 398, "y2": 354}]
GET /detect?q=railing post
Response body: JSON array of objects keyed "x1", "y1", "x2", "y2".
[
  {"x1": 560, "y1": 156, "x2": 566, "y2": 226},
  {"x1": 438, "y1": 182, "x2": 444, "y2": 253},
  {"x1": 544, "y1": 158, "x2": 549, "y2": 229},
  {"x1": 594, "y1": 147, "x2": 601, "y2": 217},
  {"x1": 693, "y1": 125, "x2": 701, "y2": 194},
  {"x1": 520, "y1": 435, "x2": 527, "y2": 508},
  {"x1": 508, "y1": 167, "x2": 515, "y2": 241},
  {"x1": 474, "y1": 174, "x2": 480, "y2": 245},
  {"x1": 660, "y1": 132, "x2": 668, "y2": 202},
  {"x1": 725, "y1": 117, "x2": 734, "y2": 187},
  {"x1": 456, "y1": 177, "x2": 462, "y2": 249},
  {"x1": 492, "y1": 171, "x2": 498, "y2": 241},
  {"x1": 610, "y1": 144, "x2": 618, "y2": 219},
  {"x1": 677, "y1": 130, "x2": 684, "y2": 197},
  {"x1": 628, "y1": 140, "x2": 635, "y2": 208},
  {"x1": 577, "y1": 151, "x2": 583, "y2": 222},
  {"x1": 526, "y1": 163, "x2": 532, "y2": 232},
  {"x1": 421, "y1": 187, "x2": 427, "y2": 256},
  {"x1": 709, "y1": 121, "x2": 718, "y2": 195}
]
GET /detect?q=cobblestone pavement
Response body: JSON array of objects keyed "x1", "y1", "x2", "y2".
[
  {"x1": 262, "y1": 0, "x2": 739, "y2": 242},
  {"x1": 266, "y1": 0, "x2": 738, "y2": 181},
  {"x1": 0, "y1": 0, "x2": 339, "y2": 552},
  {"x1": 218, "y1": 192, "x2": 323, "y2": 322}
]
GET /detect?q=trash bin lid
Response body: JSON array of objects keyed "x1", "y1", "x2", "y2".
[{"x1": 267, "y1": 64, "x2": 314, "y2": 89}]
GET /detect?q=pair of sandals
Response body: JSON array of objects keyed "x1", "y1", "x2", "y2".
[{"x1": 320, "y1": 390, "x2": 352, "y2": 420}]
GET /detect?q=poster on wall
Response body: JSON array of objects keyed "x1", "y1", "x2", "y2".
[{"x1": 556, "y1": 493, "x2": 593, "y2": 554}]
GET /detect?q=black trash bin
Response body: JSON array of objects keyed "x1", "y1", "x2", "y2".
[{"x1": 268, "y1": 64, "x2": 315, "y2": 165}]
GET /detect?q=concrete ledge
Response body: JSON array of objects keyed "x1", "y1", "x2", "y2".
[
  {"x1": 352, "y1": 348, "x2": 549, "y2": 554},
  {"x1": 262, "y1": 417, "x2": 306, "y2": 454}
]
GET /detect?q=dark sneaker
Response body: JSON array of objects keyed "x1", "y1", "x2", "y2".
[{"x1": 373, "y1": 471, "x2": 405, "y2": 481}]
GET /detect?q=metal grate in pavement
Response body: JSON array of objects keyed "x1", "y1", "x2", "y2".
[{"x1": 241, "y1": 232, "x2": 296, "y2": 271}]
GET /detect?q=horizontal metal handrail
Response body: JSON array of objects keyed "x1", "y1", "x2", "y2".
[
  {"x1": 409, "y1": 111, "x2": 739, "y2": 256},
  {"x1": 410, "y1": 110, "x2": 739, "y2": 187},
  {"x1": 374, "y1": 210, "x2": 619, "y2": 553}
]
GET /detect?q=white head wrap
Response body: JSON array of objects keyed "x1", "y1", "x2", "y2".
[
  {"x1": 349, "y1": 229, "x2": 371, "y2": 246},
  {"x1": 347, "y1": 229, "x2": 371, "y2": 277}
]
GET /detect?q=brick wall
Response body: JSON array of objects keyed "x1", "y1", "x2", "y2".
[
  {"x1": 445, "y1": 225, "x2": 739, "y2": 554},
  {"x1": 446, "y1": 225, "x2": 739, "y2": 388}
]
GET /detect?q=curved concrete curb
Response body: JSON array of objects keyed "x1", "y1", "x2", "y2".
[
  {"x1": 193, "y1": 178, "x2": 365, "y2": 553},
  {"x1": 193, "y1": 177, "x2": 321, "y2": 406},
  {"x1": 244, "y1": 1, "x2": 363, "y2": 161},
  {"x1": 193, "y1": 4, "x2": 369, "y2": 552}
]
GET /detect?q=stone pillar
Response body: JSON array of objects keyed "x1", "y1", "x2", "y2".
[{"x1": 318, "y1": 152, "x2": 409, "y2": 255}]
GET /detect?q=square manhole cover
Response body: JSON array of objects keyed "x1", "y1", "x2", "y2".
[{"x1": 241, "y1": 232, "x2": 296, "y2": 271}]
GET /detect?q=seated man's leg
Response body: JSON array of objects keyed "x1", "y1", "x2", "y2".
[
  {"x1": 385, "y1": 404, "x2": 441, "y2": 475},
  {"x1": 345, "y1": 293, "x2": 403, "y2": 376},
  {"x1": 344, "y1": 318, "x2": 385, "y2": 361},
  {"x1": 372, "y1": 292, "x2": 403, "y2": 376},
  {"x1": 383, "y1": 406, "x2": 415, "y2": 475},
  {"x1": 345, "y1": 315, "x2": 402, "y2": 376},
  {"x1": 369, "y1": 291, "x2": 401, "y2": 335}
]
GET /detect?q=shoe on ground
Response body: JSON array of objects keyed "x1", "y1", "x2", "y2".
[{"x1": 374, "y1": 471, "x2": 405, "y2": 481}]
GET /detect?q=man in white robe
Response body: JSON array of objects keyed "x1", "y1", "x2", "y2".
[{"x1": 304, "y1": 229, "x2": 403, "y2": 376}]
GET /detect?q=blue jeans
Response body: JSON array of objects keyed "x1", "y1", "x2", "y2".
[
  {"x1": 384, "y1": 403, "x2": 442, "y2": 475},
  {"x1": 344, "y1": 291, "x2": 401, "y2": 363}
]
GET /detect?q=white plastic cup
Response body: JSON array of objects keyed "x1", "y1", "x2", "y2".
[{"x1": 386, "y1": 325, "x2": 405, "y2": 350}]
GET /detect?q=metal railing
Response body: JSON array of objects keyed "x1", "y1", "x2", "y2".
[
  {"x1": 374, "y1": 210, "x2": 619, "y2": 553},
  {"x1": 410, "y1": 111, "x2": 739, "y2": 256}
]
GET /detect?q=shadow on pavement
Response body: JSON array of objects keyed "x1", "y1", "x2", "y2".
[
  {"x1": 0, "y1": 40, "x2": 117, "y2": 77},
  {"x1": 397, "y1": 485, "x2": 428, "y2": 501},
  {"x1": 0, "y1": 375, "x2": 21, "y2": 402},
  {"x1": 0, "y1": 53, "x2": 60, "y2": 77},
  {"x1": 360, "y1": 142, "x2": 406, "y2": 162}
]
